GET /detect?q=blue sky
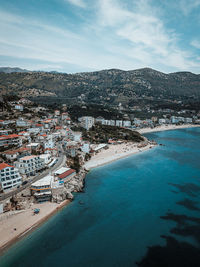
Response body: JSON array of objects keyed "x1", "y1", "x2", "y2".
[{"x1": 0, "y1": 0, "x2": 200, "y2": 73}]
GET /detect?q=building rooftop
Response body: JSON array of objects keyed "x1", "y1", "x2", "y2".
[
  {"x1": 0, "y1": 163, "x2": 14, "y2": 170},
  {"x1": 26, "y1": 143, "x2": 40, "y2": 147},
  {"x1": 31, "y1": 175, "x2": 53, "y2": 187},
  {"x1": 40, "y1": 154, "x2": 51, "y2": 159},
  {"x1": 20, "y1": 155, "x2": 38, "y2": 161},
  {"x1": 58, "y1": 169, "x2": 76, "y2": 179},
  {"x1": 54, "y1": 167, "x2": 70, "y2": 175},
  {"x1": 0, "y1": 134, "x2": 20, "y2": 140}
]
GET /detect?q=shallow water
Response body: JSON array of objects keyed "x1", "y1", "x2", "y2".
[{"x1": 1, "y1": 128, "x2": 200, "y2": 267}]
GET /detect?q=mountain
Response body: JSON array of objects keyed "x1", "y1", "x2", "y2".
[
  {"x1": 0, "y1": 67, "x2": 200, "y2": 105},
  {"x1": 0, "y1": 67, "x2": 29, "y2": 73}
]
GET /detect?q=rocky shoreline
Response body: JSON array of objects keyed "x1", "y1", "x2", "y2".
[{"x1": 52, "y1": 169, "x2": 88, "y2": 203}]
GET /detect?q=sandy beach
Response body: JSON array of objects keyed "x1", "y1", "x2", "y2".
[
  {"x1": 138, "y1": 124, "x2": 200, "y2": 134},
  {"x1": 0, "y1": 200, "x2": 70, "y2": 253},
  {"x1": 84, "y1": 124, "x2": 200, "y2": 170},
  {"x1": 84, "y1": 142, "x2": 155, "y2": 170},
  {"x1": 1, "y1": 124, "x2": 199, "y2": 254}
]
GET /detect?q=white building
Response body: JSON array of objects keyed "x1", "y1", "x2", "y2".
[
  {"x1": 116, "y1": 120, "x2": 123, "y2": 127},
  {"x1": 123, "y1": 121, "x2": 131, "y2": 127},
  {"x1": 95, "y1": 116, "x2": 104, "y2": 125},
  {"x1": 54, "y1": 110, "x2": 60, "y2": 116},
  {"x1": 26, "y1": 143, "x2": 40, "y2": 150},
  {"x1": 73, "y1": 132, "x2": 82, "y2": 142},
  {"x1": 81, "y1": 143, "x2": 90, "y2": 153},
  {"x1": 0, "y1": 163, "x2": 22, "y2": 192},
  {"x1": 39, "y1": 154, "x2": 51, "y2": 165},
  {"x1": 79, "y1": 116, "x2": 94, "y2": 130},
  {"x1": 54, "y1": 167, "x2": 76, "y2": 183},
  {"x1": 0, "y1": 134, "x2": 22, "y2": 148},
  {"x1": 31, "y1": 175, "x2": 53, "y2": 202},
  {"x1": 102, "y1": 120, "x2": 115, "y2": 126},
  {"x1": 3, "y1": 151, "x2": 19, "y2": 161},
  {"x1": 185, "y1": 117, "x2": 193, "y2": 123},
  {"x1": 44, "y1": 136, "x2": 54, "y2": 149},
  {"x1": 15, "y1": 155, "x2": 45, "y2": 177},
  {"x1": 27, "y1": 128, "x2": 41, "y2": 134},
  {"x1": 158, "y1": 118, "x2": 167, "y2": 124},
  {"x1": 171, "y1": 116, "x2": 178, "y2": 124},
  {"x1": 15, "y1": 104, "x2": 24, "y2": 111},
  {"x1": 16, "y1": 118, "x2": 29, "y2": 127},
  {"x1": 61, "y1": 112, "x2": 68, "y2": 120}
]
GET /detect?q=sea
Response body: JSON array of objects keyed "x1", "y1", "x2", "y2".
[{"x1": 1, "y1": 127, "x2": 200, "y2": 267}]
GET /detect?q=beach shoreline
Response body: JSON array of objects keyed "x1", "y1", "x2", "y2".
[
  {"x1": 84, "y1": 142, "x2": 155, "y2": 170},
  {"x1": 1, "y1": 124, "x2": 199, "y2": 255},
  {"x1": 137, "y1": 124, "x2": 200, "y2": 134},
  {"x1": 84, "y1": 124, "x2": 200, "y2": 170},
  {"x1": 0, "y1": 199, "x2": 71, "y2": 255}
]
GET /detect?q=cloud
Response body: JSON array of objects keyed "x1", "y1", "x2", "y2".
[
  {"x1": 0, "y1": 1, "x2": 200, "y2": 73},
  {"x1": 191, "y1": 39, "x2": 200, "y2": 49},
  {"x1": 65, "y1": 0, "x2": 85, "y2": 8},
  {"x1": 96, "y1": 0, "x2": 199, "y2": 71},
  {"x1": 179, "y1": 0, "x2": 200, "y2": 15}
]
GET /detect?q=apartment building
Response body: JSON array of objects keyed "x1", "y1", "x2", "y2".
[
  {"x1": 15, "y1": 155, "x2": 45, "y2": 177},
  {"x1": 0, "y1": 163, "x2": 22, "y2": 192},
  {"x1": 0, "y1": 134, "x2": 22, "y2": 148},
  {"x1": 78, "y1": 116, "x2": 95, "y2": 130}
]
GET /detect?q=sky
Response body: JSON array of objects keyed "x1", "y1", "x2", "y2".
[{"x1": 0, "y1": 0, "x2": 200, "y2": 73}]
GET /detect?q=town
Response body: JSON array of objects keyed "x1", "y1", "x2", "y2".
[{"x1": 0, "y1": 96, "x2": 199, "y2": 217}]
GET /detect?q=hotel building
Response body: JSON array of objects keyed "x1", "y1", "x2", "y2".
[
  {"x1": 0, "y1": 163, "x2": 22, "y2": 192},
  {"x1": 15, "y1": 155, "x2": 45, "y2": 177}
]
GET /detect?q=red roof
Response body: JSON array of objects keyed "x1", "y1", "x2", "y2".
[
  {"x1": 58, "y1": 169, "x2": 76, "y2": 179},
  {"x1": 36, "y1": 124, "x2": 43, "y2": 127},
  {"x1": 0, "y1": 163, "x2": 14, "y2": 170},
  {"x1": 0, "y1": 134, "x2": 19, "y2": 140}
]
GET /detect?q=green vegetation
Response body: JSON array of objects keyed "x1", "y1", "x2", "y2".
[
  {"x1": 68, "y1": 104, "x2": 123, "y2": 121},
  {"x1": 82, "y1": 124, "x2": 144, "y2": 144},
  {"x1": 68, "y1": 155, "x2": 81, "y2": 173},
  {"x1": 1, "y1": 68, "x2": 200, "y2": 109}
]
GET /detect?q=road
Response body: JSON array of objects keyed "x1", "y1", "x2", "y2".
[{"x1": 0, "y1": 153, "x2": 66, "y2": 202}]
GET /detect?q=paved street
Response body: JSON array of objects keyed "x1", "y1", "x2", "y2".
[{"x1": 0, "y1": 154, "x2": 66, "y2": 202}]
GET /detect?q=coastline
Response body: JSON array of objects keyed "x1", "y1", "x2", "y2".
[
  {"x1": 1, "y1": 124, "x2": 199, "y2": 255},
  {"x1": 84, "y1": 124, "x2": 200, "y2": 170},
  {"x1": 137, "y1": 124, "x2": 200, "y2": 134},
  {"x1": 84, "y1": 143, "x2": 155, "y2": 170},
  {"x1": 0, "y1": 199, "x2": 71, "y2": 255}
]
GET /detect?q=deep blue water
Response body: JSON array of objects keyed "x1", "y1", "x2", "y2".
[{"x1": 1, "y1": 128, "x2": 200, "y2": 267}]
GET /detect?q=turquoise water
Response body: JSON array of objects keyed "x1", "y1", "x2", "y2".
[{"x1": 1, "y1": 128, "x2": 200, "y2": 266}]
